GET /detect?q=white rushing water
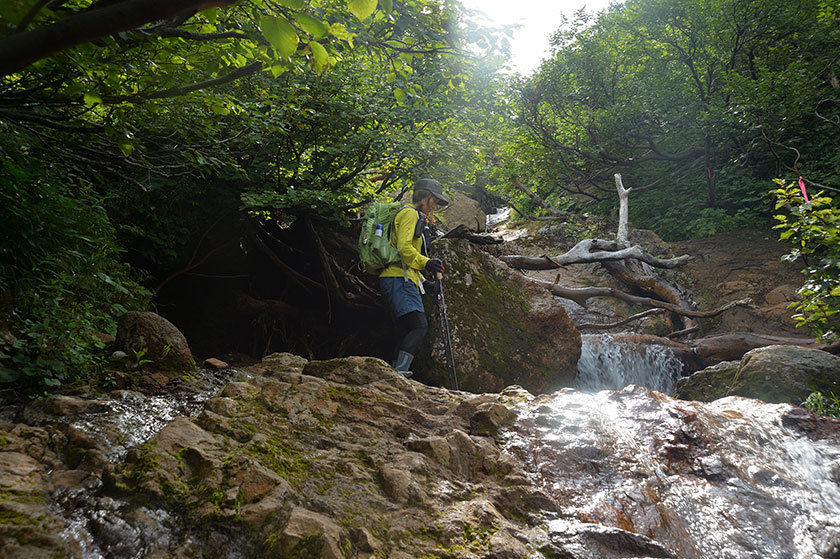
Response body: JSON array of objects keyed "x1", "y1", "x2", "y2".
[
  {"x1": 502, "y1": 385, "x2": 840, "y2": 559},
  {"x1": 576, "y1": 333, "x2": 684, "y2": 394}
]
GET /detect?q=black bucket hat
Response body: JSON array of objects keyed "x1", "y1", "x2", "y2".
[{"x1": 413, "y1": 178, "x2": 449, "y2": 206}]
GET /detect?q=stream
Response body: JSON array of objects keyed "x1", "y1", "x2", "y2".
[
  {"x1": 3, "y1": 340, "x2": 839, "y2": 558},
  {"x1": 502, "y1": 385, "x2": 840, "y2": 558},
  {"x1": 1, "y1": 369, "x2": 254, "y2": 559}
]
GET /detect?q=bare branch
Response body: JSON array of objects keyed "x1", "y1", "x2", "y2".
[
  {"x1": 103, "y1": 62, "x2": 262, "y2": 103},
  {"x1": 578, "y1": 308, "x2": 668, "y2": 329},
  {"x1": 512, "y1": 178, "x2": 568, "y2": 218}
]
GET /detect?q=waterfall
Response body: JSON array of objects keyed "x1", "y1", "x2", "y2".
[{"x1": 576, "y1": 333, "x2": 684, "y2": 394}]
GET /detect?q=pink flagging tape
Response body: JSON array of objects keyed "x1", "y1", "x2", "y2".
[{"x1": 798, "y1": 176, "x2": 810, "y2": 202}]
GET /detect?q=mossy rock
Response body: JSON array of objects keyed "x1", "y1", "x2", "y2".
[
  {"x1": 676, "y1": 345, "x2": 840, "y2": 404},
  {"x1": 415, "y1": 239, "x2": 580, "y2": 394}
]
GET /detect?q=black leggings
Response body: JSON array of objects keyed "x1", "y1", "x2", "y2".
[{"x1": 396, "y1": 310, "x2": 428, "y2": 356}]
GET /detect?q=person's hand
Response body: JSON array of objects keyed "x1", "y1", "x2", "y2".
[
  {"x1": 423, "y1": 280, "x2": 441, "y2": 296},
  {"x1": 425, "y1": 258, "x2": 444, "y2": 275}
]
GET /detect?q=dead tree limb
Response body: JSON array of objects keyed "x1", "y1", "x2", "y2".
[
  {"x1": 578, "y1": 308, "x2": 668, "y2": 329},
  {"x1": 666, "y1": 326, "x2": 701, "y2": 339},
  {"x1": 615, "y1": 173, "x2": 631, "y2": 244},
  {"x1": 0, "y1": 0, "x2": 237, "y2": 76},
  {"x1": 305, "y1": 217, "x2": 348, "y2": 308},
  {"x1": 501, "y1": 239, "x2": 692, "y2": 269},
  {"x1": 438, "y1": 224, "x2": 503, "y2": 244},
  {"x1": 529, "y1": 277, "x2": 752, "y2": 317},
  {"x1": 513, "y1": 179, "x2": 568, "y2": 218}
]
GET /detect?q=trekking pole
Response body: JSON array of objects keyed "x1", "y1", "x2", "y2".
[{"x1": 436, "y1": 272, "x2": 459, "y2": 391}]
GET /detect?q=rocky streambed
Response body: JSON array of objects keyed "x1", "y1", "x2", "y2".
[{"x1": 2, "y1": 353, "x2": 839, "y2": 558}]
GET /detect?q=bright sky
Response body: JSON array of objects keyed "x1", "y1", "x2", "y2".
[{"x1": 459, "y1": 0, "x2": 615, "y2": 74}]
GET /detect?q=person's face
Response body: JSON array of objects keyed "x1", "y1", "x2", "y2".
[{"x1": 422, "y1": 196, "x2": 439, "y2": 214}]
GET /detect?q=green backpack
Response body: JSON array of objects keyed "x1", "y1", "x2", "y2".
[{"x1": 358, "y1": 202, "x2": 410, "y2": 274}]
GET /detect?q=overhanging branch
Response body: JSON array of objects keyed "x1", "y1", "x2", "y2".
[{"x1": 0, "y1": 0, "x2": 237, "y2": 76}]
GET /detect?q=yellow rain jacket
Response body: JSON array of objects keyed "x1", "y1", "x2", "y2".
[{"x1": 379, "y1": 204, "x2": 429, "y2": 289}]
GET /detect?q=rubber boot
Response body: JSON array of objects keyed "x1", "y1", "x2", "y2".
[{"x1": 393, "y1": 350, "x2": 414, "y2": 378}]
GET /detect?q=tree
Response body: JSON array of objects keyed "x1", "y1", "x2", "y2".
[
  {"x1": 0, "y1": 0, "x2": 510, "y2": 389},
  {"x1": 507, "y1": 0, "x2": 840, "y2": 239}
]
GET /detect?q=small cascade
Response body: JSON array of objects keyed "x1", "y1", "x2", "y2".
[
  {"x1": 501, "y1": 385, "x2": 840, "y2": 559},
  {"x1": 576, "y1": 333, "x2": 684, "y2": 394}
]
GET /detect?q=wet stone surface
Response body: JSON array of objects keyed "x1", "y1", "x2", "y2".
[{"x1": 501, "y1": 384, "x2": 840, "y2": 559}]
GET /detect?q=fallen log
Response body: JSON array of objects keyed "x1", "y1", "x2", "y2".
[
  {"x1": 529, "y1": 277, "x2": 752, "y2": 318},
  {"x1": 501, "y1": 238, "x2": 692, "y2": 269}
]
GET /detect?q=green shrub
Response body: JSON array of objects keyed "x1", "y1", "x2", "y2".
[
  {"x1": 772, "y1": 179, "x2": 840, "y2": 342},
  {"x1": 0, "y1": 154, "x2": 149, "y2": 390}
]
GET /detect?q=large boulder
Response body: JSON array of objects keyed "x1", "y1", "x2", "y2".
[
  {"x1": 115, "y1": 311, "x2": 194, "y2": 371},
  {"x1": 437, "y1": 192, "x2": 487, "y2": 232},
  {"x1": 416, "y1": 239, "x2": 581, "y2": 393},
  {"x1": 676, "y1": 345, "x2": 840, "y2": 403}
]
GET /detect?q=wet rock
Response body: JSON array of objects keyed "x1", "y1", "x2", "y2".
[
  {"x1": 50, "y1": 469, "x2": 99, "y2": 491},
  {"x1": 675, "y1": 360, "x2": 738, "y2": 400},
  {"x1": 677, "y1": 345, "x2": 840, "y2": 403},
  {"x1": 469, "y1": 401, "x2": 515, "y2": 436},
  {"x1": 494, "y1": 485, "x2": 560, "y2": 519},
  {"x1": 43, "y1": 394, "x2": 108, "y2": 416},
  {"x1": 202, "y1": 357, "x2": 229, "y2": 370},
  {"x1": 780, "y1": 405, "x2": 840, "y2": 442},
  {"x1": 203, "y1": 396, "x2": 237, "y2": 417},
  {"x1": 545, "y1": 520, "x2": 677, "y2": 558},
  {"x1": 115, "y1": 311, "x2": 193, "y2": 370}
]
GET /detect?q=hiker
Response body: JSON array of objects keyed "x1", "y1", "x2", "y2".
[{"x1": 380, "y1": 178, "x2": 448, "y2": 377}]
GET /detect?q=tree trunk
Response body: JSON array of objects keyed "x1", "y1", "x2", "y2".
[
  {"x1": 615, "y1": 173, "x2": 631, "y2": 245},
  {"x1": 513, "y1": 179, "x2": 567, "y2": 218}
]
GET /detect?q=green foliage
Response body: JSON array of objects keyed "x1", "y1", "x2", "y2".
[
  {"x1": 0, "y1": 0, "x2": 512, "y2": 390},
  {"x1": 801, "y1": 391, "x2": 840, "y2": 418},
  {"x1": 773, "y1": 179, "x2": 840, "y2": 341},
  {"x1": 0, "y1": 142, "x2": 149, "y2": 390},
  {"x1": 501, "y1": 0, "x2": 840, "y2": 240}
]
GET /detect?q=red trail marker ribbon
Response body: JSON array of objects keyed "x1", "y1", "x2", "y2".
[{"x1": 798, "y1": 176, "x2": 810, "y2": 203}]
